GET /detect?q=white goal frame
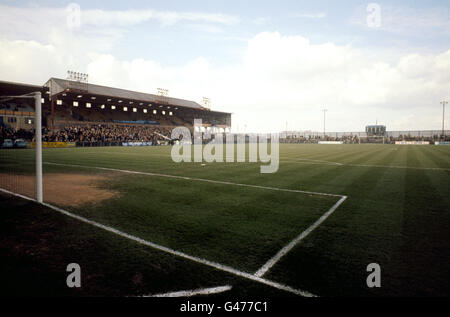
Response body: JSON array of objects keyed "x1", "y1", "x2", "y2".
[{"x1": 34, "y1": 92, "x2": 43, "y2": 203}]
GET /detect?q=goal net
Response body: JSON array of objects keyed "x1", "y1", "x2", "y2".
[{"x1": 0, "y1": 92, "x2": 42, "y2": 202}]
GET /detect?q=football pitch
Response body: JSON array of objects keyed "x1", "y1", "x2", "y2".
[{"x1": 0, "y1": 144, "x2": 449, "y2": 297}]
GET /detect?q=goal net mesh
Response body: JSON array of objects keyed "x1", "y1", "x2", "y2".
[{"x1": 0, "y1": 93, "x2": 40, "y2": 201}]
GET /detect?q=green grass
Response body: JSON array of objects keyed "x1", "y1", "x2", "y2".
[{"x1": 0, "y1": 144, "x2": 449, "y2": 296}]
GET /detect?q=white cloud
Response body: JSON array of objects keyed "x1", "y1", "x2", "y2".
[
  {"x1": 293, "y1": 12, "x2": 327, "y2": 19},
  {"x1": 81, "y1": 9, "x2": 239, "y2": 27},
  {"x1": 0, "y1": 4, "x2": 238, "y2": 45},
  {"x1": 0, "y1": 39, "x2": 61, "y2": 84},
  {"x1": 83, "y1": 32, "x2": 449, "y2": 132},
  {"x1": 1, "y1": 14, "x2": 449, "y2": 133},
  {"x1": 253, "y1": 17, "x2": 269, "y2": 25},
  {"x1": 185, "y1": 23, "x2": 224, "y2": 34}
]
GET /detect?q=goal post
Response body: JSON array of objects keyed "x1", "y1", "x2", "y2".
[{"x1": 34, "y1": 91, "x2": 43, "y2": 203}]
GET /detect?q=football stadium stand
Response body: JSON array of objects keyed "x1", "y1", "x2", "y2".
[
  {"x1": 1, "y1": 78, "x2": 448, "y2": 146},
  {"x1": 0, "y1": 78, "x2": 231, "y2": 146}
]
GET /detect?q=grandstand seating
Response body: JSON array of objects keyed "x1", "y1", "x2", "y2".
[{"x1": 0, "y1": 78, "x2": 232, "y2": 146}]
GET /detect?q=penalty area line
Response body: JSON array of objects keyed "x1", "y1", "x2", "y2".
[
  {"x1": 142, "y1": 285, "x2": 232, "y2": 297},
  {"x1": 43, "y1": 161, "x2": 344, "y2": 198},
  {"x1": 254, "y1": 195, "x2": 347, "y2": 278},
  {"x1": 0, "y1": 187, "x2": 317, "y2": 297}
]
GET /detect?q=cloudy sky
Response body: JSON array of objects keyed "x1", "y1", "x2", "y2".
[{"x1": 0, "y1": 0, "x2": 449, "y2": 132}]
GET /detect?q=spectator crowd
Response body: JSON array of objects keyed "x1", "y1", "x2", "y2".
[
  {"x1": 279, "y1": 133, "x2": 450, "y2": 144},
  {"x1": 1, "y1": 124, "x2": 173, "y2": 145},
  {"x1": 0, "y1": 126, "x2": 33, "y2": 142},
  {"x1": 44, "y1": 124, "x2": 172, "y2": 144},
  {"x1": 2, "y1": 124, "x2": 450, "y2": 146}
]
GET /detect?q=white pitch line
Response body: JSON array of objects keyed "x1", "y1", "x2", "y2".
[
  {"x1": 280, "y1": 159, "x2": 450, "y2": 171},
  {"x1": 254, "y1": 195, "x2": 348, "y2": 278},
  {"x1": 43, "y1": 162, "x2": 344, "y2": 198},
  {"x1": 43, "y1": 150, "x2": 450, "y2": 171},
  {"x1": 145, "y1": 285, "x2": 232, "y2": 297},
  {"x1": 75, "y1": 151, "x2": 170, "y2": 159},
  {"x1": 282, "y1": 158, "x2": 343, "y2": 166},
  {"x1": 344, "y1": 163, "x2": 450, "y2": 171},
  {"x1": 282, "y1": 160, "x2": 341, "y2": 167},
  {"x1": 71, "y1": 151, "x2": 257, "y2": 166},
  {"x1": 0, "y1": 187, "x2": 316, "y2": 297},
  {"x1": 43, "y1": 161, "x2": 350, "y2": 282}
]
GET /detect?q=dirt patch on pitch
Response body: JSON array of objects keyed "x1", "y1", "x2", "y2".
[{"x1": 0, "y1": 173, "x2": 117, "y2": 206}]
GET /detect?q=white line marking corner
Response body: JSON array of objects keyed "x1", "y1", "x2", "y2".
[{"x1": 144, "y1": 285, "x2": 232, "y2": 297}]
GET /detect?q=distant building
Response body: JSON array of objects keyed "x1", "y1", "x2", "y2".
[
  {"x1": 365, "y1": 125, "x2": 386, "y2": 136},
  {"x1": 0, "y1": 78, "x2": 231, "y2": 131}
]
